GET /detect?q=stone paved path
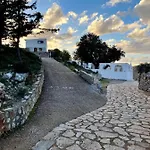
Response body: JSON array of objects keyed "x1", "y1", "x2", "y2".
[
  {"x1": 32, "y1": 82, "x2": 150, "y2": 150},
  {"x1": 0, "y1": 58, "x2": 106, "y2": 150}
]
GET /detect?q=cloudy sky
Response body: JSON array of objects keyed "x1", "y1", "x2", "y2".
[{"x1": 22, "y1": 0, "x2": 150, "y2": 65}]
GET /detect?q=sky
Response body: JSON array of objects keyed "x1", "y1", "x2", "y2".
[{"x1": 22, "y1": 0, "x2": 150, "y2": 66}]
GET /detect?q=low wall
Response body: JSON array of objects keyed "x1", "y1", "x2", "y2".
[
  {"x1": 0, "y1": 68, "x2": 44, "y2": 136},
  {"x1": 139, "y1": 73, "x2": 150, "y2": 92},
  {"x1": 79, "y1": 71, "x2": 94, "y2": 84}
]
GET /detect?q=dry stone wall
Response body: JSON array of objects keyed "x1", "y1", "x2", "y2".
[
  {"x1": 0, "y1": 68, "x2": 44, "y2": 136},
  {"x1": 139, "y1": 72, "x2": 150, "y2": 92}
]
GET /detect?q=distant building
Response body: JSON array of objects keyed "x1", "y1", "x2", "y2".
[{"x1": 25, "y1": 38, "x2": 47, "y2": 52}]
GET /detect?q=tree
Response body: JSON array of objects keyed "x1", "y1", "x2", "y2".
[
  {"x1": 137, "y1": 63, "x2": 150, "y2": 81},
  {"x1": 74, "y1": 33, "x2": 125, "y2": 68},
  {"x1": 9, "y1": 0, "x2": 42, "y2": 48},
  {"x1": 52, "y1": 49, "x2": 62, "y2": 60},
  {"x1": 62, "y1": 50, "x2": 71, "y2": 62},
  {"x1": 0, "y1": 0, "x2": 12, "y2": 47}
]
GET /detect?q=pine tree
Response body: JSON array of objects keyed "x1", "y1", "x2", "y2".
[{"x1": 9, "y1": 0, "x2": 42, "y2": 48}]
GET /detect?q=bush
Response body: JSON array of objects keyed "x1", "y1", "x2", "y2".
[
  {"x1": 13, "y1": 62, "x2": 29, "y2": 73},
  {"x1": 0, "y1": 46, "x2": 41, "y2": 74}
]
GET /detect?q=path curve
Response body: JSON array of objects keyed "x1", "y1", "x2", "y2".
[
  {"x1": 33, "y1": 81, "x2": 150, "y2": 150},
  {"x1": 0, "y1": 58, "x2": 106, "y2": 150}
]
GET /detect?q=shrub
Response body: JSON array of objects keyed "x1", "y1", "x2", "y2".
[{"x1": 13, "y1": 62, "x2": 29, "y2": 73}]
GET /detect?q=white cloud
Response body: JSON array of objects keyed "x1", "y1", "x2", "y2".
[
  {"x1": 128, "y1": 27, "x2": 149, "y2": 39},
  {"x1": 134, "y1": 0, "x2": 150, "y2": 25},
  {"x1": 80, "y1": 10, "x2": 88, "y2": 16},
  {"x1": 78, "y1": 15, "x2": 89, "y2": 25},
  {"x1": 87, "y1": 15, "x2": 124, "y2": 35},
  {"x1": 116, "y1": 38, "x2": 150, "y2": 54},
  {"x1": 41, "y1": 3, "x2": 68, "y2": 29},
  {"x1": 105, "y1": 39, "x2": 117, "y2": 46},
  {"x1": 87, "y1": 14, "x2": 142, "y2": 35},
  {"x1": 91, "y1": 13, "x2": 98, "y2": 19},
  {"x1": 119, "y1": 54, "x2": 150, "y2": 66},
  {"x1": 68, "y1": 11, "x2": 78, "y2": 19},
  {"x1": 104, "y1": 0, "x2": 130, "y2": 7},
  {"x1": 67, "y1": 27, "x2": 78, "y2": 34}
]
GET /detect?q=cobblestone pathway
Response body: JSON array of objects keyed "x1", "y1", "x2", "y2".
[{"x1": 32, "y1": 81, "x2": 150, "y2": 150}]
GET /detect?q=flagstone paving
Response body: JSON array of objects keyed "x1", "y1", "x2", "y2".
[{"x1": 32, "y1": 81, "x2": 150, "y2": 150}]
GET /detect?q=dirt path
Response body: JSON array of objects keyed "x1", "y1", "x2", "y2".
[{"x1": 0, "y1": 58, "x2": 106, "y2": 150}]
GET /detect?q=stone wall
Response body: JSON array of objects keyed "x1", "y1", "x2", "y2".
[
  {"x1": 139, "y1": 72, "x2": 150, "y2": 92},
  {"x1": 79, "y1": 71, "x2": 94, "y2": 84},
  {"x1": 0, "y1": 68, "x2": 44, "y2": 136}
]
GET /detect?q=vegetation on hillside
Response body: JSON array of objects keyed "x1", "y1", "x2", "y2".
[
  {"x1": 0, "y1": 46, "x2": 41, "y2": 73},
  {"x1": 51, "y1": 49, "x2": 71, "y2": 62}
]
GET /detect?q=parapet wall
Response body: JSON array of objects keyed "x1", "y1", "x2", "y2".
[{"x1": 0, "y1": 68, "x2": 44, "y2": 136}]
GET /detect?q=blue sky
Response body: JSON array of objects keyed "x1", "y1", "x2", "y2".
[{"x1": 25, "y1": 0, "x2": 150, "y2": 65}]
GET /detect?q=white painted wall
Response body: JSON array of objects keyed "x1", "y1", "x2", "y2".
[
  {"x1": 99, "y1": 63, "x2": 133, "y2": 81},
  {"x1": 25, "y1": 39, "x2": 47, "y2": 52},
  {"x1": 79, "y1": 62, "x2": 133, "y2": 81}
]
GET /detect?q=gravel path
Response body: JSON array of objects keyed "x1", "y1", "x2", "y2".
[
  {"x1": 0, "y1": 58, "x2": 106, "y2": 150},
  {"x1": 32, "y1": 81, "x2": 150, "y2": 150}
]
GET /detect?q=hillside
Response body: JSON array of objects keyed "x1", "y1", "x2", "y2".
[{"x1": 0, "y1": 46, "x2": 41, "y2": 73}]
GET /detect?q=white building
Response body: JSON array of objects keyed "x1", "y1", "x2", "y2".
[
  {"x1": 25, "y1": 38, "x2": 47, "y2": 52},
  {"x1": 76, "y1": 61, "x2": 133, "y2": 81}
]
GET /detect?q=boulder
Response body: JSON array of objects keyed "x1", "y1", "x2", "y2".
[{"x1": 14, "y1": 73, "x2": 28, "y2": 82}]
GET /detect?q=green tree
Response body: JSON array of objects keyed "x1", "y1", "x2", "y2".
[
  {"x1": 9, "y1": 0, "x2": 42, "y2": 48},
  {"x1": 137, "y1": 63, "x2": 150, "y2": 81},
  {"x1": 74, "y1": 33, "x2": 125, "y2": 68},
  {"x1": 62, "y1": 50, "x2": 71, "y2": 62},
  {"x1": 0, "y1": 0, "x2": 13, "y2": 47},
  {"x1": 52, "y1": 49, "x2": 62, "y2": 60}
]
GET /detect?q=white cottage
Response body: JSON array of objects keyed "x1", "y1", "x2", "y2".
[{"x1": 25, "y1": 38, "x2": 47, "y2": 52}]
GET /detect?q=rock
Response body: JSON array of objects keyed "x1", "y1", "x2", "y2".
[
  {"x1": 81, "y1": 139, "x2": 102, "y2": 150},
  {"x1": 95, "y1": 131, "x2": 118, "y2": 138},
  {"x1": 113, "y1": 127, "x2": 129, "y2": 136},
  {"x1": 14, "y1": 73, "x2": 28, "y2": 82},
  {"x1": 56, "y1": 137, "x2": 74, "y2": 149},
  {"x1": 104, "y1": 145, "x2": 125, "y2": 150},
  {"x1": 100, "y1": 138, "x2": 110, "y2": 144},
  {"x1": 32, "y1": 140, "x2": 54, "y2": 150},
  {"x1": 3, "y1": 72, "x2": 13, "y2": 79},
  {"x1": 74, "y1": 128, "x2": 91, "y2": 133},
  {"x1": 128, "y1": 145, "x2": 146, "y2": 150},
  {"x1": 66, "y1": 144, "x2": 82, "y2": 150},
  {"x1": 62, "y1": 130, "x2": 75, "y2": 137},
  {"x1": 113, "y1": 138, "x2": 125, "y2": 147},
  {"x1": 83, "y1": 133, "x2": 96, "y2": 140}
]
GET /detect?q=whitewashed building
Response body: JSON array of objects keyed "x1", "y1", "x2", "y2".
[
  {"x1": 25, "y1": 38, "x2": 47, "y2": 52},
  {"x1": 76, "y1": 61, "x2": 133, "y2": 81}
]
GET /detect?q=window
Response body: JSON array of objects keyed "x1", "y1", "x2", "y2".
[
  {"x1": 39, "y1": 48, "x2": 42, "y2": 51},
  {"x1": 115, "y1": 65, "x2": 123, "y2": 72},
  {"x1": 34, "y1": 48, "x2": 37, "y2": 52},
  {"x1": 103, "y1": 65, "x2": 111, "y2": 70},
  {"x1": 37, "y1": 40, "x2": 44, "y2": 44}
]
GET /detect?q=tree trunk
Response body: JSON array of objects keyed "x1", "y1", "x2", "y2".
[{"x1": 16, "y1": 37, "x2": 22, "y2": 62}]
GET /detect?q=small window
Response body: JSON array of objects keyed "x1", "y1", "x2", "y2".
[
  {"x1": 115, "y1": 65, "x2": 123, "y2": 72},
  {"x1": 39, "y1": 48, "x2": 42, "y2": 51},
  {"x1": 37, "y1": 40, "x2": 44, "y2": 44},
  {"x1": 34, "y1": 48, "x2": 37, "y2": 52},
  {"x1": 103, "y1": 65, "x2": 111, "y2": 70}
]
